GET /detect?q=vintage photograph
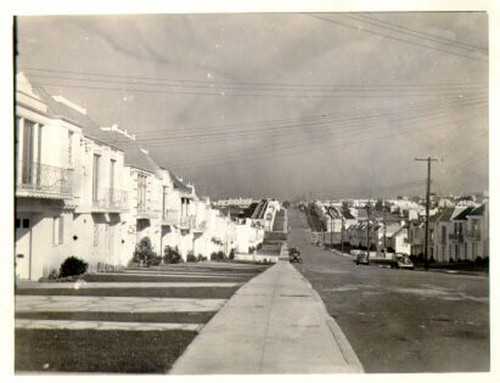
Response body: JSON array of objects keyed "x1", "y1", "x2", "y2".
[{"x1": 13, "y1": 7, "x2": 490, "y2": 375}]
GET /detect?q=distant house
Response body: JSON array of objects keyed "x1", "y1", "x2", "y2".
[
  {"x1": 432, "y1": 204, "x2": 488, "y2": 263},
  {"x1": 408, "y1": 219, "x2": 425, "y2": 257},
  {"x1": 391, "y1": 224, "x2": 411, "y2": 255},
  {"x1": 464, "y1": 203, "x2": 488, "y2": 261}
]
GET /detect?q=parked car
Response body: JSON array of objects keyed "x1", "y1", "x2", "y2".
[
  {"x1": 289, "y1": 248, "x2": 302, "y2": 263},
  {"x1": 391, "y1": 254, "x2": 414, "y2": 270},
  {"x1": 355, "y1": 252, "x2": 369, "y2": 265}
]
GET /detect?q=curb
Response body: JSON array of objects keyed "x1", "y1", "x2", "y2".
[{"x1": 293, "y1": 265, "x2": 365, "y2": 373}]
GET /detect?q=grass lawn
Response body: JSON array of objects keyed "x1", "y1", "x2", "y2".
[
  {"x1": 16, "y1": 311, "x2": 216, "y2": 323},
  {"x1": 16, "y1": 329, "x2": 197, "y2": 373},
  {"x1": 82, "y1": 274, "x2": 252, "y2": 283},
  {"x1": 16, "y1": 286, "x2": 239, "y2": 299}
]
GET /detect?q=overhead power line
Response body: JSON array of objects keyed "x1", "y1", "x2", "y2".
[
  {"x1": 142, "y1": 98, "x2": 486, "y2": 151},
  {"x1": 151, "y1": 96, "x2": 485, "y2": 166},
  {"x1": 311, "y1": 14, "x2": 488, "y2": 63},
  {"x1": 23, "y1": 66, "x2": 488, "y2": 90},
  {"x1": 133, "y1": 93, "x2": 486, "y2": 139},
  {"x1": 29, "y1": 78, "x2": 486, "y2": 100},
  {"x1": 135, "y1": 95, "x2": 486, "y2": 144},
  {"x1": 356, "y1": 14, "x2": 488, "y2": 53},
  {"x1": 168, "y1": 104, "x2": 485, "y2": 172}
]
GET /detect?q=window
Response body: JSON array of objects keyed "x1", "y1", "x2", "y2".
[
  {"x1": 93, "y1": 223, "x2": 99, "y2": 246},
  {"x1": 68, "y1": 131, "x2": 74, "y2": 165},
  {"x1": 162, "y1": 186, "x2": 167, "y2": 219},
  {"x1": 137, "y1": 173, "x2": 147, "y2": 213},
  {"x1": 21, "y1": 119, "x2": 34, "y2": 184},
  {"x1": 53, "y1": 216, "x2": 63, "y2": 245},
  {"x1": 110, "y1": 159, "x2": 116, "y2": 190},
  {"x1": 92, "y1": 154, "x2": 100, "y2": 203},
  {"x1": 109, "y1": 159, "x2": 116, "y2": 205}
]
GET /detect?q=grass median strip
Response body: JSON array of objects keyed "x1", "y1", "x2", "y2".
[
  {"x1": 15, "y1": 311, "x2": 216, "y2": 323},
  {"x1": 16, "y1": 286, "x2": 239, "y2": 299},
  {"x1": 16, "y1": 319, "x2": 204, "y2": 332},
  {"x1": 82, "y1": 274, "x2": 254, "y2": 283},
  {"x1": 15, "y1": 329, "x2": 196, "y2": 373}
]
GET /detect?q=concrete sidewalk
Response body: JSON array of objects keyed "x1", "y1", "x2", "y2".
[{"x1": 170, "y1": 261, "x2": 364, "y2": 374}]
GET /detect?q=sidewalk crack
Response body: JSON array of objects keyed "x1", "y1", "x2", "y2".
[{"x1": 258, "y1": 265, "x2": 282, "y2": 373}]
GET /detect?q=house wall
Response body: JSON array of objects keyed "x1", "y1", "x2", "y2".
[{"x1": 15, "y1": 75, "x2": 277, "y2": 279}]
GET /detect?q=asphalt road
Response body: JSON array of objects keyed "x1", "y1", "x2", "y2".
[{"x1": 288, "y1": 208, "x2": 489, "y2": 373}]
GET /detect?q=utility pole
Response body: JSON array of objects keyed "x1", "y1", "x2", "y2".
[
  {"x1": 341, "y1": 219, "x2": 344, "y2": 255},
  {"x1": 365, "y1": 201, "x2": 371, "y2": 262},
  {"x1": 383, "y1": 199, "x2": 387, "y2": 252},
  {"x1": 330, "y1": 214, "x2": 333, "y2": 247},
  {"x1": 415, "y1": 156, "x2": 438, "y2": 270}
]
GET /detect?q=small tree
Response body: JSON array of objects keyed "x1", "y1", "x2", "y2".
[
  {"x1": 132, "y1": 237, "x2": 159, "y2": 267},
  {"x1": 210, "y1": 251, "x2": 227, "y2": 262},
  {"x1": 59, "y1": 256, "x2": 88, "y2": 278},
  {"x1": 164, "y1": 245, "x2": 182, "y2": 264},
  {"x1": 186, "y1": 251, "x2": 197, "y2": 263}
]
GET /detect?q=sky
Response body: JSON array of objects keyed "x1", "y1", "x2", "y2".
[{"x1": 15, "y1": 10, "x2": 489, "y2": 200}]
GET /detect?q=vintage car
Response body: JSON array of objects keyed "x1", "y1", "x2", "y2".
[
  {"x1": 288, "y1": 248, "x2": 302, "y2": 263},
  {"x1": 391, "y1": 254, "x2": 414, "y2": 270},
  {"x1": 355, "y1": 251, "x2": 369, "y2": 265}
]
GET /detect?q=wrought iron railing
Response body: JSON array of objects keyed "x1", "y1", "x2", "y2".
[
  {"x1": 162, "y1": 210, "x2": 180, "y2": 226},
  {"x1": 448, "y1": 233, "x2": 464, "y2": 242},
  {"x1": 136, "y1": 202, "x2": 159, "y2": 219},
  {"x1": 465, "y1": 231, "x2": 481, "y2": 241},
  {"x1": 16, "y1": 161, "x2": 73, "y2": 196},
  {"x1": 179, "y1": 216, "x2": 196, "y2": 229},
  {"x1": 92, "y1": 188, "x2": 128, "y2": 211}
]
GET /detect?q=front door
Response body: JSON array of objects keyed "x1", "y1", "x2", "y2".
[{"x1": 15, "y1": 216, "x2": 32, "y2": 279}]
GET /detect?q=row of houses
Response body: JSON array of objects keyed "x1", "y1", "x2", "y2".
[
  {"x1": 14, "y1": 73, "x2": 278, "y2": 280},
  {"x1": 310, "y1": 199, "x2": 489, "y2": 263}
]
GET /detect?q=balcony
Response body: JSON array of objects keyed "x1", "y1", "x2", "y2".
[
  {"x1": 136, "y1": 203, "x2": 158, "y2": 220},
  {"x1": 16, "y1": 161, "x2": 73, "y2": 198},
  {"x1": 92, "y1": 188, "x2": 128, "y2": 212},
  {"x1": 448, "y1": 233, "x2": 464, "y2": 243},
  {"x1": 162, "y1": 211, "x2": 180, "y2": 226},
  {"x1": 465, "y1": 231, "x2": 481, "y2": 241},
  {"x1": 192, "y1": 220, "x2": 207, "y2": 233},
  {"x1": 179, "y1": 216, "x2": 196, "y2": 230}
]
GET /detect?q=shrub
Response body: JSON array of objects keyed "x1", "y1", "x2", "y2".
[
  {"x1": 228, "y1": 249, "x2": 235, "y2": 260},
  {"x1": 186, "y1": 252, "x2": 197, "y2": 263},
  {"x1": 210, "y1": 251, "x2": 227, "y2": 262},
  {"x1": 164, "y1": 245, "x2": 182, "y2": 264},
  {"x1": 132, "y1": 237, "x2": 160, "y2": 267},
  {"x1": 197, "y1": 254, "x2": 207, "y2": 262},
  {"x1": 48, "y1": 269, "x2": 59, "y2": 280},
  {"x1": 59, "y1": 256, "x2": 88, "y2": 278}
]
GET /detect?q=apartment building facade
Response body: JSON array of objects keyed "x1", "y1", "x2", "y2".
[{"x1": 15, "y1": 73, "x2": 260, "y2": 279}]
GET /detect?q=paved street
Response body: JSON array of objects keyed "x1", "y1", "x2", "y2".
[{"x1": 288, "y1": 208, "x2": 489, "y2": 373}]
